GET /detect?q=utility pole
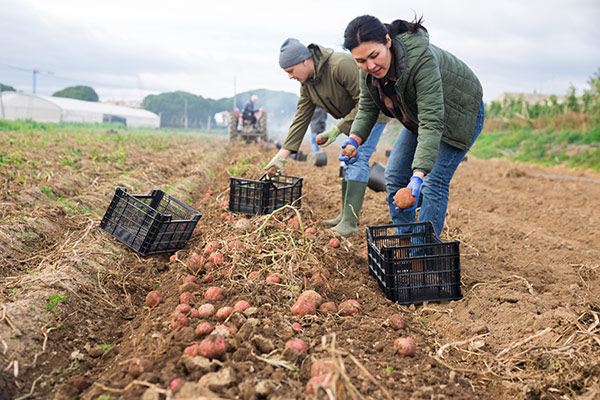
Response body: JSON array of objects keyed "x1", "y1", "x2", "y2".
[
  {"x1": 33, "y1": 69, "x2": 39, "y2": 94},
  {"x1": 184, "y1": 99, "x2": 188, "y2": 129},
  {"x1": 233, "y1": 76, "x2": 237, "y2": 111}
]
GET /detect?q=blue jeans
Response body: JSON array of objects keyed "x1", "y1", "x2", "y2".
[
  {"x1": 385, "y1": 101, "x2": 485, "y2": 236},
  {"x1": 310, "y1": 131, "x2": 320, "y2": 153},
  {"x1": 345, "y1": 123, "x2": 386, "y2": 182}
]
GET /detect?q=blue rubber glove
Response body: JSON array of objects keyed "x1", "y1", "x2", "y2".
[
  {"x1": 402, "y1": 176, "x2": 423, "y2": 212},
  {"x1": 338, "y1": 137, "x2": 359, "y2": 165}
]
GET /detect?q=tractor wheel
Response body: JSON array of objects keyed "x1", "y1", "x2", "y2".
[
  {"x1": 228, "y1": 111, "x2": 238, "y2": 142},
  {"x1": 259, "y1": 111, "x2": 268, "y2": 142}
]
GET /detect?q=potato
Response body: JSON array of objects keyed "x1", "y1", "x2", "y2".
[
  {"x1": 291, "y1": 322, "x2": 302, "y2": 333},
  {"x1": 248, "y1": 271, "x2": 263, "y2": 280},
  {"x1": 318, "y1": 302, "x2": 337, "y2": 315},
  {"x1": 285, "y1": 338, "x2": 308, "y2": 354},
  {"x1": 68, "y1": 375, "x2": 89, "y2": 392},
  {"x1": 310, "y1": 357, "x2": 337, "y2": 377},
  {"x1": 306, "y1": 374, "x2": 335, "y2": 396},
  {"x1": 291, "y1": 299, "x2": 317, "y2": 317},
  {"x1": 197, "y1": 303, "x2": 216, "y2": 318},
  {"x1": 338, "y1": 300, "x2": 360, "y2": 316},
  {"x1": 315, "y1": 134, "x2": 327, "y2": 146},
  {"x1": 205, "y1": 287, "x2": 225, "y2": 301},
  {"x1": 179, "y1": 282, "x2": 200, "y2": 295},
  {"x1": 234, "y1": 300, "x2": 251, "y2": 312},
  {"x1": 389, "y1": 313, "x2": 405, "y2": 330},
  {"x1": 203, "y1": 241, "x2": 221, "y2": 255},
  {"x1": 265, "y1": 274, "x2": 281, "y2": 284},
  {"x1": 189, "y1": 308, "x2": 200, "y2": 319},
  {"x1": 394, "y1": 337, "x2": 416, "y2": 357},
  {"x1": 208, "y1": 252, "x2": 224, "y2": 266},
  {"x1": 198, "y1": 334, "x2": 227, "y2": 359},
  {"x1": 171, "y1": 314, "x2": 188, "y2": 329},
  {"x1": 215, "y1": 324, "x2": 238, "y2": 335},
  {"x1": 169, "y1": 253, "x2": 178, "y2": 263},
  {"x1": 183, "y1": 275, "x2": 198, "y2": 285},
  {"x1": 145, "y1": 291, "x2": 162, "y2": 308},
  {"x1": 203, "y1": 275, "x2": 214, "y2": 283},
  {"x1": 394, "y1": 188, "x2": 416, "y2": 209},
  {"x1": 183, "y1": 342, "x2": 200, "y2": 356},
  {"x1": 287, "y1": 216, "x2": 300, "y2": 231},
  {"x1": 298, "y1": 290, "x2": 323, "y2": 307},
  {"x1": 305, "y1": 227, "x2": 317, "y2": 237},
  {"x1": 169, "y1": 378, "x2": 184, "y2": 392},
  {"x1": 188, "y1": 253, "x2": 205, "y2": 272},
  {"x1": 195, "y1": 322, "x2": 214, "y2": 337},
  {"x1": 220, "y1": 212, "x2": 232, "y2": 222},
  {"x1": 179, "y1": 292, "x2": 195, "y2": 306},
  {"x1": 215, "y1": 306, "x2": 233, "y2": 322},
  {"x1": 328, "y1": 238, "x2": 340, "y2": 248},
  {"x1": 175, "y1": 303, "x2": 192, "y2": 316},
  {"x1": 128, "y1": 357, "x2": 152, "y2": 378},
  {"x1": 234, "y1": 218, "x2": 253, "y2": 232},
  {"x1": 310, "y1": 273, "x2": 328, "y2": 290},
  {"x1": 227, "y1": 240, "x2": 244, "y2": 250}
]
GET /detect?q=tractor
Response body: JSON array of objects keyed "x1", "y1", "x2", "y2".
[{"x1": 228, "y1": 108, "x2": 267, "y2": 143}]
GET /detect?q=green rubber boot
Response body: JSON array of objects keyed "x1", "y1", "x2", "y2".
[
  {"x1": 323, "y1": 180, "x2": 347, "y2": 227},
  {"x1": 331, "y1": 180, "x2": 367, "y2": 237}
]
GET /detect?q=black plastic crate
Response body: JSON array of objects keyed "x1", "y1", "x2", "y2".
[
  {"x1": 229, "y1": 174, "x2": 303, "y2": 215},
  {"x1": 100, "y1": 187, "x2": 201, "y2": 256},
  {"x1": 366, "y1": 221, "x2": 462, "y2": 304}
]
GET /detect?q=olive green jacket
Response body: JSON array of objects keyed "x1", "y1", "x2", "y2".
[
  {"x1": 349, "y1": 29, "x2": 483, "y2": 173},
  {"x1": 283, "y1": 44, "x2": 388, "y2": 152}
]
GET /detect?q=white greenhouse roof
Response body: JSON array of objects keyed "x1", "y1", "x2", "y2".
[{"x1": 0, "y1": 92, "x2": 160, "y2": 128}]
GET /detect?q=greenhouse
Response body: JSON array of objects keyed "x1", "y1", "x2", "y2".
[{"x1": 0, "y1": 92, "x2": 160, "y2": 128}]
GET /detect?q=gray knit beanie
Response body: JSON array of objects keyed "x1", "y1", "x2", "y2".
[{"x1": 279, "y1": 38, "x2": 312, "y2": 69}]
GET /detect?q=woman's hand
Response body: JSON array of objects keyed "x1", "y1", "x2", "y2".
[{"x1": 338, "y1": 135, "x2": 363, "y2": 165}]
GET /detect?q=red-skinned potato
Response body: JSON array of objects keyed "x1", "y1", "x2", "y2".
[
  {"x1": 188, "y1": 253, "x2": 205, "y2": 272},
  {"x1": 266, "y1": 274, "x2": 281, "y2": 284},
  {"x1": 394, "y1": 337, "x2": 416, "y2": 357},
  {"x1": 318, "y1": 302, "x2": 337, "y2": 314},
  {"x1": 197, "y1": 334, "x2": 227, "y2": 359},
  {"x1": 315, "y1": 134, "x2": 327, "y2": 146},
  {"x1": 197, "y1": 303, "x2": 216, "y2": 318},
  {"x1": 338, "y1": 299, "x2": 360, "y2": 316},
  {"x1": 328, "y1": 238, "x2": 340, "y2": 248},
  {"x1": 227, "y1": 240, "x2": 244, "y2": 250},
  {"x1": 128, "y1": 358, "x2": 152, "y2": 378},
  {"x1": 215, "y1": 306, "x2": 233, "y2": 321},
  {"x1": 285, "y1": 339, "x2": 308, "y2": 354},
  {"x1": 171, "y1": 314, "x2": 188, "y2": 329},
  {"x1": 234, "y1": 300, "x2": 251, "y2": 312},
  {"x1": 169, "y1": 253, "x2": 178, "y2": 263},
  {"x1": 306, "y1": 374, "x2": 335, "y2": 396},
  {"x1": 204, "y1": 275, "x2": 214, "y2": 283},
  {"x1": 208, "y1": 252, "x2": 224, "y2": 266},
  {"x1": 291, "y1": 322, "x2": 302, "y2": 333},
  {"x1": 204, "y1": 287, "x2": 225, "y2": 301},
  {"x1": 175, "y1": 303, "x2": 192, "y2": 316},
  {"x1": 195, "y1": 322, "x2": 214, "y2": 337},
  {"x1": 389, "y1": 313, "x2": 406, "y2": 330},
  {"x1": 311, "y1": 357, "x2": 337, "y2": 377},
  {"x1": 169, "y1": 378, "x2": 184, "y2": 392},
  {"x1": 183, "y1": 342, "x2": 200, "y2": 356},
  {"x1": 145, "y1": 291, "x2": 162, "y2": 308},
  {"x1": 291, "y1": 299, "x2": 317, "y2": 317},
  {"x1": 234, "y1": 218, "x2": 253, "y2": 232},
  {"x1": 179, "y1": 282, "x2": 200, "y2": 295},
  {"x1": 203, "y1": 241, "x2": 221, "y2": 255},
  {"x1": 305, "y1": 227, "x2": 317, "y2": 237},
  {"x1": 394, "y1": 188, "x2": 416, "y2": 209},
  {"x1": 183, "y1": 275, "x2": 198, "y2": 284},
  {"x1": 248, "y1": 271, "x2": 263, "y2": 280},
  {"x1": 180, "y1": 292, "x2": 195, "y2": 306},
  {"x1": 298, "y1": 290, "x2": 323, "y2": 307}
]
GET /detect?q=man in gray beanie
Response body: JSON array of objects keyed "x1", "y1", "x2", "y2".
[
  {"x1": 264, "y1": 37, "x2": 389, "y2": 237},
  {"x1": 279, "y1": 38, "x2": 312, "y2": 69}
]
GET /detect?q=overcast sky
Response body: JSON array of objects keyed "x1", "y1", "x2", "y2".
[{"x1": 1, "y1": 0, "x2": 599, "y2": 103}]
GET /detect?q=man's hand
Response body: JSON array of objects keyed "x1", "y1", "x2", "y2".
[
  {"x1": 338, "y1": 137, "x2": 359, "y2": 165},
  {"x1": 316, "y1": 126, "x2": 341, "y2": 147},
  {"x1": 265, "y1": 155, "x2": 287, "y2": 177},
  {"x1": 402, "y1": 176, "x2": 423, "y2": 212}
]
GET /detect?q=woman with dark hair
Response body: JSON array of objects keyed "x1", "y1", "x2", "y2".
[{"x1": 339, "y1": 15, "x2": 485, "y2": 236}]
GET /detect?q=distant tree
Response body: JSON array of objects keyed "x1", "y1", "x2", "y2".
[
  {"x1": 565, "y1": 85, "x2": 579, "y2": 113},
  {"x1": 0, "y1": 83, "x2": 16, "y2": 92},
  {"x1": 52, "y1": 85, "x2": 99, "y2": 102}
]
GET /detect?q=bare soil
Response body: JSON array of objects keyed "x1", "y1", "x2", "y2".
[{"x1": 0, "y1": 132, "x2": 598, "y2": 400}]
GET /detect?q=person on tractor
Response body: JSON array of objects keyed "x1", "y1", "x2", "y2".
[{"x1": 242, "y1": 95, "x2": 260, "y2": 126}]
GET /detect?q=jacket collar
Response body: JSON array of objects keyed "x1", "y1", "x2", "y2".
[{"x1": 307, "y1": 43, "x2": 334, "y2": 83}]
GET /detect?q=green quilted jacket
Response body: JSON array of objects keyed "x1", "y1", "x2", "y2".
[{"x1": 349, "y1": 29, "x2": 483, "y2": 173}]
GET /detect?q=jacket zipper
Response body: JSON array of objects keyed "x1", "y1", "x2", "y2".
[{"x1": 310, "y1": 83, "x2": 338, "y2": 118}]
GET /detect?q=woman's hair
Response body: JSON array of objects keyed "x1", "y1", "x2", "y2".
[{"x1": 343, "y1": 14, "x2": 427, "y2": 51}]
